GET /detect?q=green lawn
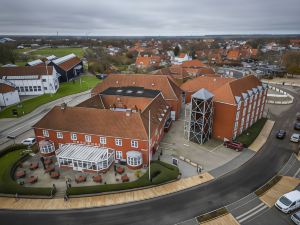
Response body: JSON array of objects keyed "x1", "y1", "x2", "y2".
[
  {"x1": 0, "y1": 75, "x2": 101, "y2": 119},
  {"x1": 67, "y1": 161, "x2": 179, "y2": 195},
  {"x1": 236, "y1": 118, "x2": 268, "y2": 147},
  {"x1": 0, "y1": 147, "x2": 53, "y2": 196},
  {"x1": 30, "y1": 47, "x2": 85, "y2": 58}
]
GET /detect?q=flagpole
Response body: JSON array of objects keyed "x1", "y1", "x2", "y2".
[{"x1": 148, "y1": 109, "x2": 151, "y2": 181}]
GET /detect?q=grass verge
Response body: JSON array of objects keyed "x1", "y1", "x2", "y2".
[
  {"x1": 0, "y1": 75, "x2": 101, "y2": 118},
  {"x1": 31, "y1": 47, "x2": 85, "y2": 58},
  {"x1": 255, "y1": 175, "x2": 282, "y2": 197},
  {"x1": 197, "y1": 207, "x2": 229, "y2": 223},
  {"x1": 67, "y1": 160, "x2": 179, "y2": 195},
  {"x1": 0, "y1": 145, "x2": 53, "y2": 196},
  {"x1": 236, "y1": 118, "x2": 268, "y2": 147}
]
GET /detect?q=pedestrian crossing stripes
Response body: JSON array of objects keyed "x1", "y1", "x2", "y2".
[{"x1": 236, "y1": 202, "x2": 268, "y2": 223}]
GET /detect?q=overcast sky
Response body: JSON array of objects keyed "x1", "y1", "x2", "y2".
[{"x1": 0, "y1": 0, "x2": 299, "y2": 36}]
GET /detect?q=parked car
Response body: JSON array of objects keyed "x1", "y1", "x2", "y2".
[
  {"x1": 295, "y1": 122, "x2": 300, "y2": 131},
  {"x1": 275, "y1": 190, "x2": 300, "y2": 213},
  {"x1": 291, "y1": 134, "x2": 300, "y2": 143},
  {"x1": 21, "y1": 137, "x2": 36, "y2": 146},
  {"x1": 291, "y1": 211, "x2": 300, "y2": 224},
  {"x1": 296, "y1": 112, "x2": 300, "y2": 121},
  {"x1": 276, "y1": 130, "x2": 286, "y2": 139},
  {"x1": 223, "y1": 140, "x2": 244, "y2": 152}
]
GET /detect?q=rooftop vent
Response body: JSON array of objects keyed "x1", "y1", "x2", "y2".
[
  {"x1": 116, "y1": 89, "x2": 123, "y2": 93},
  {"x1": 126, "y1": 90, "x2": 133, "y2": 94},
  {"x1": 151, "y1": 83, "x2": 155, "y2": 86},
  {"x1": 137, "y1": 90, "x2": 144, "y2": 94},
  {"x1": 116, "y1": 81, "x2": 119, "y2": 84},
  {"x1": 133, "y1": 82, "x2": 136, "y2": 85}
]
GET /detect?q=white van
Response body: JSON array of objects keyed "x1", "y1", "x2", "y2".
[
  {"x1": 21, "y1": 137, "x2": 36, "y2": 146},
  {"x1": 275, "y1": 190, "x2": 300, "y2": 213}
]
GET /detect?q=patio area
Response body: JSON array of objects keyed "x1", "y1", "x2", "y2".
[{"x1": 14, "y1": 154, "x2": 147, "y2": 191}]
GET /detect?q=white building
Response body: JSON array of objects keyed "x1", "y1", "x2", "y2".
[
  {"x1": 0, "y1": 66, "x2": 59, "y2": 96},
  {"x1": 0, "y1": 80, "x2": 20, "y2": 107},
  {"x1": 26, "y1": 59, "x2": 44, "y2": 66},
  {"x1": 172, "y1": 53, "x2": 192, "y2": 65}
]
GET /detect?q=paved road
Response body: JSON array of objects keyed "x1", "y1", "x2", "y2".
[
  {"x1": 0, "y1": 91, "x2": 91, "y2": 149},
  {"x1": 0, "y1": 86, "x2": 299, "y2": 225}
]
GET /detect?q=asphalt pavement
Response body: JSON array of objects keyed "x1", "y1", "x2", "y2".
[{"x1": 0, "y1": 86, "x2": 299, "y2": 225}]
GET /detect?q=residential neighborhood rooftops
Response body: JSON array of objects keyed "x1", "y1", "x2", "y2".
[{"x1": 182, "y1": 59, "x2": 207, "y2": 68}]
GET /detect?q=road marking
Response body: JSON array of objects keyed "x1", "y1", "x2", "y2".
[
  {"x1": 236, "y1": 203, "x2": 268, "y2": 223},
  {"x1": 293, "y1": 168, "x2": 300, "y2": 178},
  {"x1": 7, "y1": 118, "x2": 40, "y2": 135}
]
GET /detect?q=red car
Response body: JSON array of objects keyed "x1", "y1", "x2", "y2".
[{"x1": 224, "y1": 141, "x2": 244, "y2": 152}]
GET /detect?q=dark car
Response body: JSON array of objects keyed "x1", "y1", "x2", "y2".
[
  {"x1": 276, "y1": 130, "x2": 287, "y2": 139},
  {"x1": 296, "y1": 112, "x2": 300, "y2": 121},
  {"x1": 224, "y1": 141, "x2": 244, "y2": 152},
  {"x1": 295, "y1": 122, "x2": 300, "y2": 131}
]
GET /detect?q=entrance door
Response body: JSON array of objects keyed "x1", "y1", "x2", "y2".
[{"x1": 171, "y1": 111, "x2": 176, "y2": 120}]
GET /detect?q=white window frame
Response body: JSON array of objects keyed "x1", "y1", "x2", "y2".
[
  {"x1": 115, "y1": 138, "x2": 122, "y2": 146},
  {"x1": 43, "y1": 130, "x2": 49, "y2": 137},
  {"x1": 71, "y1": 133, "x2": 77, "y2": 141},
  {"x1": 116, "y1": 151, "x2": 122, "y2": 160},
  {"x1": 100, "y1": 136, "x2": 106, "y2": 145},
  {"x1": 85, "y1": 135, "x2": 91, "y2": 143},
  {"x1": 56, "y1": 132, "x2": 63, "y2": 139},
  {"x1": 131, "y1": 140, "x2": 138, "y2": 148}
]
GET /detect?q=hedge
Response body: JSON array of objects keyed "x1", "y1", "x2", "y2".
[
  {"x1": 0, "y1": 146, "x2": 54, "y2": 196},
  {"x1": 67, "y1": 160, "x2": 179, "y2": 195},
  {"x1": 197, "y1": 208, "x2": 228, "y2": 223},
  {"x1": 255, "y1": 175, "x2": 282, "y2": 197},
  {"x1": 236, "y1": 118, "x2": 268, "y2": 147}
]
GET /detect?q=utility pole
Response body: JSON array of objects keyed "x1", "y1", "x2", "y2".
[{"x1": 148, "y1": 109, "x2": 151, "y2": 181}]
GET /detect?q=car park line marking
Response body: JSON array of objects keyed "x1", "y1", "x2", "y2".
[
  {"x1": 237, "y1": 203, "x2": 268, "y2": 223},
  {"x1": 240, "y1": 206, "x2": 270, "y2": 225},
  {"x1": 293, "y1": 168, "x2": 300, "y2": 178}
]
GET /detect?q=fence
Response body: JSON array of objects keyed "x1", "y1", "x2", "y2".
[{"x1": 266, "y1": 85, "x2": 294, "y2": 105}]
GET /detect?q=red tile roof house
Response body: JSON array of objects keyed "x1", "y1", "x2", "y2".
[
  {"x1": 0, "y1": 80, "x2": 20, "y2": 107},
  {"x1": 49, "y1": 53, "x2": 83, "y2": 82},
  {"x1": 181, "y1": 75, "x2": 268, "y2": 140},
  {"x1": 33, "y1": 87, "x2": 171, "y2": 173},
  {"x1": 135, "y1": 55, "x2": 161, "y2": 69},
  {"x1": 92, "y1": 74, "x2": 183, "y2": 120}
]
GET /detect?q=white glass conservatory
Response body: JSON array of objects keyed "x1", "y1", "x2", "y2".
[{"x1": 56, "y1": 144, "x2": 115, "y2": 172}]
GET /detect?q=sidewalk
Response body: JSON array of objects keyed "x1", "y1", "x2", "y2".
[
  {"x1": 0, "y1": 173, "x2": 214, "y2": 210},
  {"x1": 259, "y1": 176, "x2": 300, "y2": 207},
  {"x1": 248, "y1": 120, "x2": 275, "y2": 152}
]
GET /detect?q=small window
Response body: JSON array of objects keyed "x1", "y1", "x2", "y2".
[
  {"x1": 42, "y1": 130, "x2": 49, "y2": 137},
  {"x1": 29, "y1": 86, "x2": 33, "y2": 92},
  {"x1": 42, "y1": 79, "x2": 47, "y2": 82},
  {"x1": 20, "y1": 87, "x2": 24, "y2": 92},
  {"x1": 85, "y1": 135, "x2": 91, "y2": 142},
  {"x1": 115, "y1": 138, "x2": 122, "y2": 146},
  {"x1": 131, "y1": 140, "x2": 138, "y2": 148},
  {"x1": 100, "y1": 136, "x2": 106, "y2": 145},
  {"x1": 57, "y1": 132, "x2": 63, "y2": 139},
  {"x1": 25, "y1": 86, "x2": 29, "y2": 92},
  {"x1": 71, "y1": 133, "x2": 77, "y2": 140},
  {"x1": 38, "y1": 86, "x2": 42, "y2": 91},
  {"x1": 44, "y1": 87, "x2": 48, "y2": 90},
  {"x1": 116, "y1": 151, "x2": 122, "y2": 159}
]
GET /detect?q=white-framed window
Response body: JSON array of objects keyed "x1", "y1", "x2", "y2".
[
  {"x1": 235, "y1": 111, "x2": 240, "y2": 121},
  {"x1": 41, "y1": 144, "x2": 55, "y2": 154},
  {"x1": 127, "y1": 156, "x2": 142, "y2": 166},
  {"x1": 131, "y1": 140, "x2": 138, "y2": 148},
  {"x1": 56, "y1": 132, "x2": 63, "y2": 139},
  {"x1": 100, "y1": 136, "x2": 106, "y2": 145},
  {"x1": 116, "y1": 151, "x2": 122, "y2": 160},
  {"x1": 115, "y1": 138, "x2": 122, "y2": 146},
  {"x1": 85, "y1": 135, "x2": 91, "y2": 142},
  {"x1": 234, "y1": 121, "x2": 239, "y2": 130},
  {"x1": 244, "y1": 98, "x2": 248, "y2": 106},
  {"x1": 71, "y1": 133, "x2": 77, "y2": 140},
  {"x1": 237, "y1": 101, "x2": 241, "y2": 110},
  {"x1": 43, "y1": 130, "x2": 49, "y2": 137},
  {"x1": 243, "y1": 107, "x2": 247, "y2": 116}
]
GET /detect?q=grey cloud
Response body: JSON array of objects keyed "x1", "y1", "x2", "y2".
[{"x1": 0, "y1": 0, "x2": 299, "y2": 35}]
